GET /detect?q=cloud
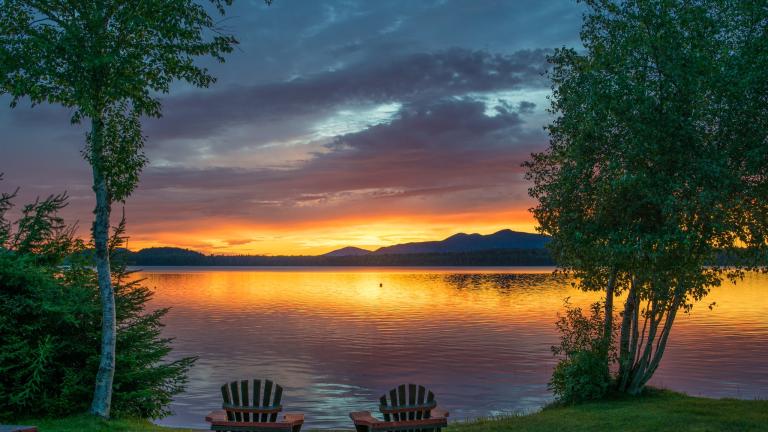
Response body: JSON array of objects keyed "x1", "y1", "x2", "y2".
[
  {"x1": 143, "y1": 48, "x2": 550, "y2": 146},
  {"x1": 1, "y1": 47, "x2": 549, "y2": 247},
  {"x1": 0, "y1": 0, "x2": 585, "y2": 254},
  {"x1": 125, "y1": 96, "x2": 545, "y2": 229},
  {"x1": 223, "y1": 238, "x2": 259, "y2": 246}
]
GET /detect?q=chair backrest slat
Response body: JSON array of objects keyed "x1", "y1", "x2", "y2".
[
  {"x1": 408, "y1": 384, "x2": 416, "y2": 420},
  {"x1": 221, "y1": 384, "x2": 235, "y2": 421},
  {"x1": 389, "y1": 388, "x2": 399, "y2": 421},
  {"x1": 241, "y1": 380, "x2": 250, "y2": 421},
  {"x1": 230, "y1": 381, "x2": 242, "y2": 422},
  {"x1": 262, "y1": 380, "x2": 273, "y2": 422},
  {"x1": 427, "y1": 389, "x2": 435, "y2": 418},
  {"x1": 254, "y1": 378, "x2": 262, "y2": 418},
  {"x1": 416, "y1": 385, "x2": 426, "y2": 420},
  {"x1": 272, "y1": 383, "x2": 283, "y2": 422},
  {"x1": 397, "y1": 385, "x2": 406, "y2": 421}
]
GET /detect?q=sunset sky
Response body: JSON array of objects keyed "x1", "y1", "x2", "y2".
[{"x1": 0, "y1": 1, "x2": 584, "y2": 255}]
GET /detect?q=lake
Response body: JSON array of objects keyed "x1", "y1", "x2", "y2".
[{"x1": 141, "y1": 267, "x2": 768, "y2": 429}]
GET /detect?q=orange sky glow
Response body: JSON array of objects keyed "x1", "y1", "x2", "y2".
[
  {"x1": 125, "y1": 207, "x2": 539, "y2": 255},
  {"x1": 1, "y1": 2, "x2": 559, "y2": 257}
]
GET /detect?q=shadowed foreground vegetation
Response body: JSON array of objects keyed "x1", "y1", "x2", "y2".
[
  {"x1": 15, "y1": 416, "x2": 196, "y2": 432},
  {"x1": 20, "y1": 390, "x2": 768, "y2": 432}
]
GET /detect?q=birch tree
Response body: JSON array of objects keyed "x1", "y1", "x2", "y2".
[
  {"x1": 1, "y1": 0, "x2": 272, "y2": 417},
  {"x1": 526, "y1": 0, "x2": 767, "y2": 396}
]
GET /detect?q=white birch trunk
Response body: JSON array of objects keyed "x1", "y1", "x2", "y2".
[{"x1": 89, "y1": 114, "x2": 116, "y2": 418}]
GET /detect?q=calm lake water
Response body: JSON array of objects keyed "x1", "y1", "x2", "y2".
[{"x1": 141, "y1": 267, "x2": 768, "y2": 429}]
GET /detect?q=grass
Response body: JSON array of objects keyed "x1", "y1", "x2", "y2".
[
  {"x1": 13, "y1": 390, "x2": 768, "y2": 432},
  {"x1": 451, "y1": 389, "x2": 768, "y2": 432},
  {"x1": 12, "y1": 416, "x2": 199, "y2": 432}
]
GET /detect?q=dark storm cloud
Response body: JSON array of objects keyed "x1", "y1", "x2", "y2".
[
  {"x1": 3, "y1": 47, "x2": 551, "y2": 167},
  {"x1": 145, "y1": 48, "x2": 550, "y2": 142},
  {"x1": 143, "y1": 98, "x2": 536, "y2": 192},
  {"x1": 127, "y1": 97, "x2": 545, "y2": 225}
]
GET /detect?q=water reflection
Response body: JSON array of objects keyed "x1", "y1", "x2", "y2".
[{"x1": 140, "y1": 267, "x2": 768, "y2": 429}]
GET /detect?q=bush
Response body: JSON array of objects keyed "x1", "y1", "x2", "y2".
[
  {"x1": 0, "y1": 190, "x2": 194, "y2": 419},
  {"x1": 548, "y1": 300, "x2": 612, "y2": 404}
]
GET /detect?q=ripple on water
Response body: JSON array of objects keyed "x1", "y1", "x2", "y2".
[{"x1": 142, "y1": 268, "x2": 768, "y2": 429}]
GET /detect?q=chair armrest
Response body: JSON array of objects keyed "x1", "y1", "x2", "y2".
[
  {"x1": 283, "y1": 413, "x2": 305, "y2": 425},
  {"x1": 350, "y1": 411, "x2": 380, "y2": 426},
  {"x1": 431, "y1": 406, "x2": 449, "y2": 418},
  {"x1": 205, "y1": 409, "x2": 227, "y2": 423}
]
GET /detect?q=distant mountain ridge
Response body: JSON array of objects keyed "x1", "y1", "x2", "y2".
[
  {"x1": 369, "y1": 229, "x2": 549, "y2": 255},
  {"x1": 322, "y1": 246, "x2": 372, "y2": 257},
  {"x1": 322, "y1": 229, "x2": 550, "y2": 257},
  {"x1": 123, "y1": 229, "x2": 553, "y2": 266}
]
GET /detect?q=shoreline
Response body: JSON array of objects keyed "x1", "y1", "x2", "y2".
[{"x1": 19, "y1": 390, "x2": 768, "y2": 432}]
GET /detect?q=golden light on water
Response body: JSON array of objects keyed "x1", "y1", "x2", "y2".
[
  {"x1": 145, "y1": 268, "x2": 766, "y2": 328},
  {"x1": 141, "y1": 268, "x2": 768, "y2": 429},
  {"x1": 145, "y1": 268, "x2": 577, "y2": 323}
]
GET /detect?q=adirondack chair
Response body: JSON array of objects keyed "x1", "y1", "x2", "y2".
[
  {"x1": 205, "y1": 379, "x2": 304, "y2": 432},
  {"x1": 350, "y1": 384, "x2": 449, "y2": 432}
]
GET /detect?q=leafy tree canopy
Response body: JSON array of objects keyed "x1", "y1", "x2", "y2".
[
  {"x1": 526, "y1": 0, "x2": 767, "y2": 395},
  {"x1": 0, "y1": 0, "x2": 240, "y2": 119},
  {"x1": 527, "y1": 0, "x2": 767, "y2": 296}
]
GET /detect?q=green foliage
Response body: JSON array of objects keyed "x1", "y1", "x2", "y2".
[
  {"x1": 525, "y1": 0, "x2": 768, "y2": 395},
  {"x1": 549, "y1": 301, "x2": 612, "y2": 404},
  {"x1": 0, "y1": 173, "x2": 17, "y2": 245},
  {"x1": 527, "y1": 0, "x2": 768, "y2": 294},
  {"x1": 550, "y1": 351, "x2": 610, "y2": 404},
  {"x1": 83, "y1": 101, "x2": 148, "y2": 202},
  {"x1": 0, "y1": 1, "x2": 268, "y2": 415},
  {"x1": 0, "y1": 0, "x2": 274, "y2": 417},
  {"x1": 0, "y1": 0, "x2": 241, "y2": 118},
  {"x1": 0, "y1": 189, "x2": 194, "y2": 420}
]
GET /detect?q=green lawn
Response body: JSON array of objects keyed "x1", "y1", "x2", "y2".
[
  {"x1": 452, "y1": 390, "x2": 768, "y2": 432},
  {"x1": 14, "y1": 416, "x2": 199, "y2": 432},
  {"x1": 15, "y1": 390, "x2": 768, "y2": 432}
]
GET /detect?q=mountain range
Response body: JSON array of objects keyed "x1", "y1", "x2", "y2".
[
  {"x1": 120, "y1": 229, "x2": 553, "y2": 266},
  {"x1": 322, "y1": 229, "x2": 549, "y2": 256}
]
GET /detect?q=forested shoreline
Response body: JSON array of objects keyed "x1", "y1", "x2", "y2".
[{"x1": 121, "y1": 247, "x2": 555, "y2": 267}]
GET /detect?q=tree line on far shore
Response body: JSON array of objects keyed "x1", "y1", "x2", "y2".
[
  {"x1": 117, "y1": 246, "x2": 755, "y2": 268},
  {"x1": 121, "y1": 247, "x2": 556, "y2": 266}
]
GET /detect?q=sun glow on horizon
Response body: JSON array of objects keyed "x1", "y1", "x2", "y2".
[{"x1": 125, "y1": 208, "x2": 539, "y2": 255}]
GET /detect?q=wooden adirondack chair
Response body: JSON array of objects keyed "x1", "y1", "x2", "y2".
[
  {"x1": 205, "y1": 379, "x2": 304, "y2": 432},
  {"x1": 350, "y1": 384, "x2": 449, "y2": 432}
]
